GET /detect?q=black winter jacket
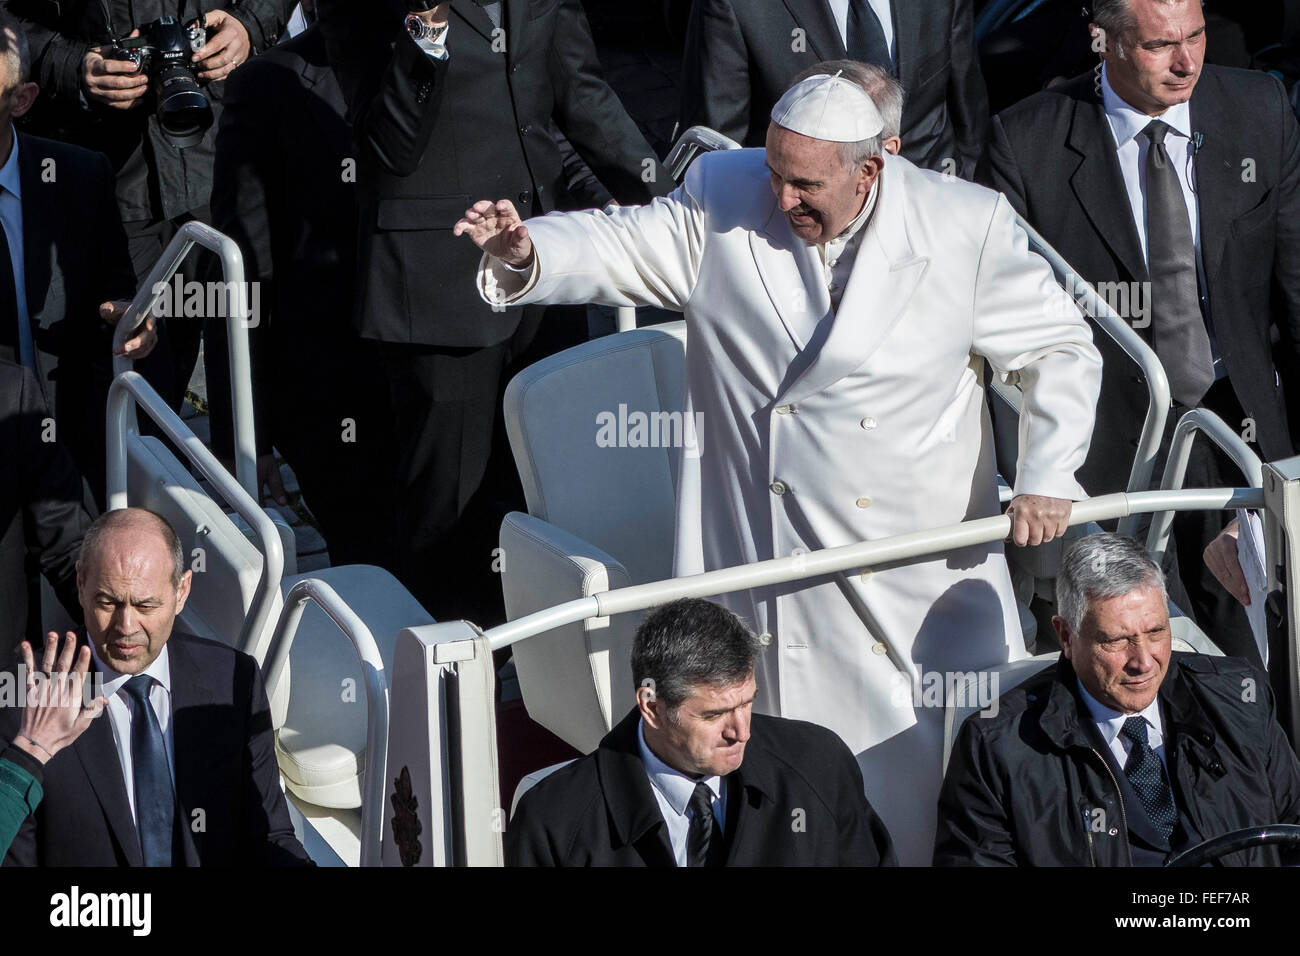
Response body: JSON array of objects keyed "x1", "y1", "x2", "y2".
[{"x1": 935, "y1": 653, "x2": 1300, "y2": 866}]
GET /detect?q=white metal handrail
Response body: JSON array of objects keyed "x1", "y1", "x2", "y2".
[
  {"x1": 111, "y1": 220, "x2": 258, "y2": 501},
  {"x1": 484, "y1": 487, "x2": 1261, "y2": 653},
  {"x1": 263, "y1": 579, "x2": 390, "y2": 868},
  {"x1": 1146, "y1": 408, "x2": 1267, "y2": 562},
  {"x1": 106, "y1": 371, "x2": 284, "y2": 657}
]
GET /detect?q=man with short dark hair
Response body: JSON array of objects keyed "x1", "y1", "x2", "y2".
[
  {"x1": 507, "y1": 598, "x2": 895, "y2": 867},
  {"x1": 2, "y1": 507, "x2": 312, "y2": 866},
  {"x1": 935, "y1": 533, "x2": 1300, "y2": 866}
]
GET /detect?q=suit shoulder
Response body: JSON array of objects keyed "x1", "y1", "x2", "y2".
[
  {"x1": 686, "y1": 148, "x2": 769, "y2": 194},
  {"x1": 18, "y1": 133, "x2": 110, "y2": 171},
  {"x1": 993, "y1": 73, "x2": 1093, "y2": 134},
  {"x1": 749, "y1": 713, "x2": 858, "y2": 779},
  {"x1": 509, "y1": 753, "x2": 604, "y2": 855},
  {"x1": 954, "y1": 662, "x2": 1058, "y2": 745},
  {"x1": 1198, "y1": 63, "x2": 1285, "y2": 98},
  {"x1": 169, "y1": 631, "x2": 258, "y2": 673}
]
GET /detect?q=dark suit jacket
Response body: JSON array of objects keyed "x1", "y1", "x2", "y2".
[
  {"x1": 678, "y1": 0, "x2": 989, "y2": 177},
  {"x1": 982, "y1": 66, "x2": 1300, "y2": 493},
  {"x1": 0, "y1": 133, "x2": 137, "y2": 499},
  {"x1": 507, "y1": 708, "x2": 897, "y2": 866},
  {"x1": 1, "y1": 631, "x2": 313, "y2": 866},
  {"x1": 316, "y1": 0, "x2": 674, "y2": 348},
  {"x1": 0, "y1": 360, "x2": 88, "y2": 657}
]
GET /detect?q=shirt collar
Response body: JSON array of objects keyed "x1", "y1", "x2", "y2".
[
  {"x1": 1101, "y1": 64, "x2": 1193, "y2": 148},
  {"x1": 823, "y1": 176, "x2": 879, "y2": 258},
  {"x1": 90, "y1": 640, "x2": 172, "y2": 700},
  {"x1": 1076, "y1": 676, "x2": 1163, "y2": 747},
  {"x1": 0, "y1": 126, "x2": 19, "y2": 199},
  {"x1": 636, "y1": 718, "x2": 723, "y2": 817}
]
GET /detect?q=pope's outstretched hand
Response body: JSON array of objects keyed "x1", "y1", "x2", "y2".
[{"x1": 454, "y1": 199, "x2": 534, "y2": 268}]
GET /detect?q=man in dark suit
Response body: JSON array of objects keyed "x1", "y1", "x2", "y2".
[
  {"x1": 678, "y1": 0, "x2": 988, "y2": 177},
  {"x1": 0, "y1": 13, "x2": 150, "y2": 508},
  {"x1": 936, "y1": 533, "x2": 1300, "y2": 866},
  {"x1": 2, "y1": 507, "x2": 312, "y2": 866},
  {"x1": 205, "y1": 22, "x2": 396, "y2": 566},
  {"x1": 315, "y1": 0, "x2": 674, "y2": 623},
  {"x1": 0, "y1": 360, "x2": 89, "y2": 659},
  {"x1": 981, "y1": 0, "x2": 1300, "y2": 662},
  {"x1": 508, "y1": 598, "x2": 896, "y2": 866}
]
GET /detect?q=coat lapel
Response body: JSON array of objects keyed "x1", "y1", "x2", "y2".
[
  {"x1": 16, "y1": 133, "x2": 52, "y2": 331},
  {"x1": 167, "y1": 637, "x2": 207, "y2": 866},
  {"x1": 451, "y1": 0, "x2": 497, "y2": 43},
  {"x1": 1188, "y1": 85, "x2": 1235, "y2": 286},
  {"x1": 888, "y1": 0, "x2": 917, "y2": 78},
  {"x1": 73, "y1": 702, "x2": 144, "y2": 866},
  {"x1": 1066, "y1": 89, "x2": 1148, "y2": 282},
  {"x1": 777, "y1": 158, "x2": 928, "y2": 406},
  {"x1": 750, "y1": 200, "x2": 831, "y2": 353},
  {"x1": 782, "y1": 0, "x2": 846, "y2": 60},
  {"x1": 503, "y1": 0, "x2": 528, "y2": 70},
  {"x1": 595, "y1": 711, "x2": 676, "y2": 866}
]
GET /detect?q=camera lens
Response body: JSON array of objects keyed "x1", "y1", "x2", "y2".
[{"x1": 154, "y1": 64, "x2": 213, "y2": 148}]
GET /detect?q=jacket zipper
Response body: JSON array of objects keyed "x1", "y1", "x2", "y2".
[{"x1": 1089, "y1": 747, "x2": 1133, "y2": 866}]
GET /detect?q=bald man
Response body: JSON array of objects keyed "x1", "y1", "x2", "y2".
[{"x1": 1, "y1": 508, "x2": 311, "y2": 866}]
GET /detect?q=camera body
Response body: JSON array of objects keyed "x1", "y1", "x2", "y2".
[{"x1": 108, "y1": 15, "x2": 213, "y2": 148}]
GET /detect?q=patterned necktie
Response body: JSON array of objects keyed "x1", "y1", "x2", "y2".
[
  {"x1": 1143, "y1": 120, "x2": 1215, "y2": 406},
  {"x1": 847, "y1": 0, "x2": 893, "y2": 74},
  {"x1": 1120, "y1": 715, "x2": 1177, "y2": 843},
  {"x1": 687, "y1": 781, "x2": 717, "y2": 867},
  {"x1": 122, "y1": 675, "x2": 177, "y2": 866}
]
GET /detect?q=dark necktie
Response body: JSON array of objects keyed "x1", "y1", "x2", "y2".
[
  {"x1": 846, "y1": 0, "x2": 893, "y2": 73},
  {"x1": 687, "y1": 781, "x2": 719, "y2": 867},
  {"x1": 0, "y1": 217, "x2": 20, "y2": 365},
  {"x1": 123, "y1": 675, "x2": 177, "y2": 867},
  {"x1": 1143, "y1": 120, "x2": 1215, "y2": 406},
  {"x1": 1120, "y1": 715, "x2": 1177, "y2": 843}
]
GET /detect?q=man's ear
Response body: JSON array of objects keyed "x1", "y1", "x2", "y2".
[
  {"x1": 174, "y1": 569, "x2": 193, "y2": 614},
  {"x1": 10, "y1": 81, "x2": 38, "y2": 120},
  {"x1": 637, "y1": 684, "x2": 662, "y2": 729},
  {"x1": 1053, "y1": 615, "x2": 1073, "y2": 658}
]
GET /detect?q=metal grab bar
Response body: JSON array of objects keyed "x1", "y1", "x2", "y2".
[
  {"x1": 665, "y1": 125, "x2": 743, "y2": 182},
  {"x1": 1015, "y1": 217, "x2": 1171, "y2": 536},
  {"x1": 484, "y1": 486, "x2": 1261, "y2": 652},
  {"x1": 106, "y1": 371, "x2": 284, "y2": 658},
  {"x1": 1147, "y1": 408, "x2": 1266, "y2": 562},
  {"x1": 111, "y1": 221, "x2": 258, "y2": 501},
  {"x1": 263, "y1": 579, "x2": 390, "y2": 868}
]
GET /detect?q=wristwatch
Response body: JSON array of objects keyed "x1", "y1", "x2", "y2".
[{"x1": 405, "y1": 13, "x2": 448, "y2": 42}]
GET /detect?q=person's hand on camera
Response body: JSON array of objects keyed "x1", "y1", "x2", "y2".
[
  {"x1": 102, "y1": 300, "x2": 158, "y2": 359},
  {"x1": 82, "y1": 30, "x2": 148, "y2": 109},
  {"x1": 12, "y1": 633, "x2": 107, "y2": 766},
  {"x1": 454, "y1": 199, "x2": 534, "y2": 267},
  {"x1": 191, "y1": 10, "x2": 251, "y2": 82}
]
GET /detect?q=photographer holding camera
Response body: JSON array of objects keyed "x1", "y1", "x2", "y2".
[{"x1": 2, "y1": 0, "x2": 294, "y2": 410}]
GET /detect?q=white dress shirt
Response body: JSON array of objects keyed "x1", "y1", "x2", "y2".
[
  {"x1": 1077, "y1": 678, "x2": 1168, "y2": 772},
  {"x1": 89, "y1": 643, "x2": 177, "y2": 826},
  {"x1": 0, "y1": 128, "x2": 32, "y2": 369},
  {"x1": 637, "y1": 719, "x2": 726, "y2": 867},
  {"x1": 827, "y1": 0, "x2": 894, "y2": 61}
]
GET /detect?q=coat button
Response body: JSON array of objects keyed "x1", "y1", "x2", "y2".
[
  {"x1": 775, "y1": 403, "x2": 796, "y2": 415},
  {"x1": 871, "y1": 642, "x2": 887, "y2": 655},
  {"x1": 856, "y1": 496, "x2": 872, "y2": 508},
  {"x1": 1108, "y1": 827, "x2": 1118, "y2": 836},
  {"x1": 770, "y1": 480, "x2": 787, "y2": 496},
  {"x1": 758, "y1": 632, "x2": 773, "y2": 646},
  {"x1": 518, "y1": 189, "x2": 532, "y2": 205},
  {"x1": 860, "y1": 416, "x2": 876, "y2": 430},
  {"x1": 519, "y1": 125, "x2": 532, "y2": 135}
]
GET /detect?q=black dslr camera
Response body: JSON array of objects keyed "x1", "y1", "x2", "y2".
[{"x1": 108, "y1": 14, "x2": 213, "y2": 148}]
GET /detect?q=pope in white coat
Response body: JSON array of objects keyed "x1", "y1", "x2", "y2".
[{"x1": 457, "y1": 73, "x2": 1103, "y2": 863}]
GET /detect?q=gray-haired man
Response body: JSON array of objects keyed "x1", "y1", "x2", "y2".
[
  {"x1": 935, "y1": 532, "x2": 1300, "y2": 866},
  {"x1": 507, "y1": 598, "x2": 896, "y2": 866}
]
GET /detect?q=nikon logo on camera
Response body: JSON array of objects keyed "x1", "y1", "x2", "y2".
[{"x1": 151, "y1": 275, "x2": 262, "y2": 328}]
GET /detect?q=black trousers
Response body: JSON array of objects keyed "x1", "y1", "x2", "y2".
[
  {"x1": 377, "y1": 305, "x2": 585, "y2": 626},
  {"x1": 123, "y1": 206, "x2": 210, "y2": 412},
  {"x1": 1163, "y1": 378, "x2": 1262, "y2": 666}
]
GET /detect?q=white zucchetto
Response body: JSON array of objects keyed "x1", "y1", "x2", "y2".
[{"x1": 770, "y1": 71, "x2": 884, "y2": 142}]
